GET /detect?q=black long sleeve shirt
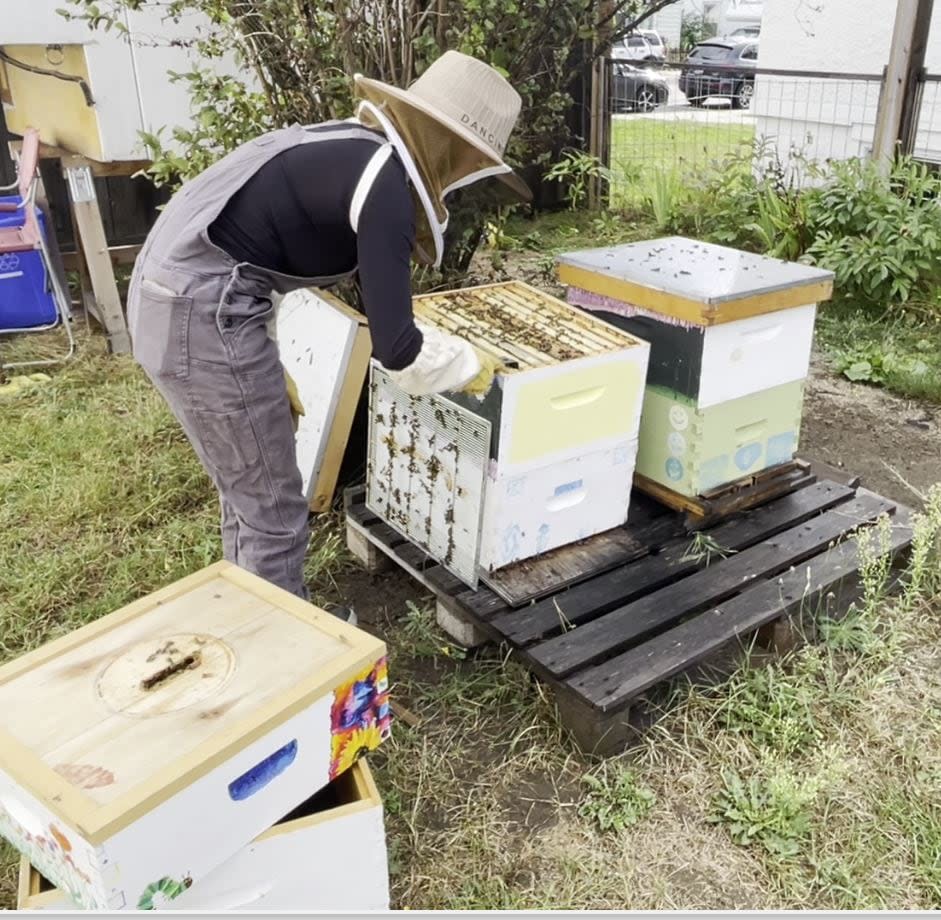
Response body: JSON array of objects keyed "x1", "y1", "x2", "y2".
[{"x1": 209, "y1": 133, "x2": 423, "y2": 370}]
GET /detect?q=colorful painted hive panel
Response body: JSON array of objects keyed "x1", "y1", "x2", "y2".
[
  {"x1": 412, "y1": 281, "x2": 650, "y2": 473},
  {"x1": 18, "y1": 760, "x2": 389, "y2": 912},
  {"x1": 568, "y1": 293, "x2": 817, "y2": 408},
  {"x1": 557, "y1": 237, "x2": 834, "y2": 325},
  {"x1": 635, "y1": 381, "x2": 805, "y2": 496},
  {"x1": 0, "y1": 563, "x2": 390, "y2": 911}
]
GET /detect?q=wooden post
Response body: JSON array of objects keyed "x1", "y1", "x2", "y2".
[
  {"x1": 588, "y1": 0, "x2": 616, "y2": 209},
  {"x1": 61, "y1": 157, "x2": 132, "y2": 354},
  {"x1": 871, "y1": 0, "x2": 933, "y2": 168},
  {"x1": 898, "y1": 0, "x2": 935, "y2": 155}
]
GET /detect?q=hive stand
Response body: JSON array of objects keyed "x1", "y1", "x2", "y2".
[
  {"x1": 9, "y1": 139, "x2": 143, "y2": 354},
  {"x1": 345, "y1": 463, "x2": 913, "y2": 755},
  {"x1": 633, "y1": 457, "x2": 818, "y2": 528}
]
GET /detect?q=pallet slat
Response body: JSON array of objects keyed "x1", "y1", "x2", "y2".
[
  {"x1": 527, "y1": 490, "x2": 895, "y2": 678},
  {"x1": 491, "y1": 480, "x2": 855, "y2": 648},
  {"x1": 570, "y1": 509, "x2": 913, "y2": 710}
]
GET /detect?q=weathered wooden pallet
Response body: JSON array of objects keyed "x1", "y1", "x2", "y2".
[
  {"x1": 633, "y1": 458, "x2": 816, "y2": 528},
  {"x1": 345, "y1": 473, "x2": 912, "y2": 755}
]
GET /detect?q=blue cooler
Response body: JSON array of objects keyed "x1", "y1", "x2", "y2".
[{"x1": 0, "y1": 195, "x2": 58, "y2": 330}]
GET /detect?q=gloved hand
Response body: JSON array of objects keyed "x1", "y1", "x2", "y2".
[
  {"x1": 385, "y1": 323, "x2": 481, "y2": 397},
  {"x1": 283, "y1": 365, "x2": 305, "y2": 431},
  {"x1": 460, "y1": 348, "x2": 503, "y2": 397}
]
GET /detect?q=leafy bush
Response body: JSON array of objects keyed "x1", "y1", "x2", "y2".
[
  {"x1": 635, "y1": 146, "x2": 941, "y2": 315},
  {"x1": 804, "y1": 158, "x2": 941, "y2": 308}
]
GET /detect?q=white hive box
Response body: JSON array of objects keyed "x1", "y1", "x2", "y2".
[
  {"x1": 0, "y1": 562, "x2": 391, "y2": 910},
  {"x1": 557, "y1": 238, "x2": 835, "y2": 496},
  {"x1": 18, "y1": 759, "x2": 389, "y2": 911},
  {"x1": 275, "y1": 288, "x2": 371, "y2": 512},
  {"x1": 367, "y1": 282, "x2": 650, "y2": 583}
]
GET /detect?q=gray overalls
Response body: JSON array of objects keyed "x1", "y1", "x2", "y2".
[{"x1": 128, "y1": 123, "x2": 385, "y2": 598}]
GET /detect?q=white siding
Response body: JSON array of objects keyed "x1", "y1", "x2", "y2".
[{"x1": 754, "y1": 0, "x2": 941, "y2": 172}]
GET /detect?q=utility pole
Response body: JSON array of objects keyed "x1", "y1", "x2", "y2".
[{"x1": 871, "y1": 0, "x2": 935, "y2": 168}]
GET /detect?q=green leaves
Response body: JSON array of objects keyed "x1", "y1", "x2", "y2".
[
  {"x1": 579, "y1": 768, "x2": 656, "y2": 833},
  {"x1": 710, "y1": 769, "x2": 812, "y2": 858}
]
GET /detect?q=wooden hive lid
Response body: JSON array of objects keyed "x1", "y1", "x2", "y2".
[
  {"x1": 556, "y1": 237, "x2": 835, "y2": 326},
  {"x1": 413, "y1": 280, "x2": 647, "y2": 371},
  {"x1": 0, "y1": 562, "x2": 385, "y2": 844}
]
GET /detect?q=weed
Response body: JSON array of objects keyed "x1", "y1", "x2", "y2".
[
  {"x1": 710, "y1": 768, "x2": 813, "y2": 858},
  {"x1": 681, "y1": 532, "x2": 737, "y2": 566},
  {"x1": 546, "y1": 149, "x2": 612, "y2": 211},
  {"x1": 902, "y1": 484, "x2": 941, "y2": 605},
  {"x1": 718, "y1": 665, "x2": 820, "y2": 756},
  {"x1": 580, "y1": 767, "x2": 656, "y2": 833},
  {"x1": 400, "y1": 601, "x2": 466, "y2": 661}
]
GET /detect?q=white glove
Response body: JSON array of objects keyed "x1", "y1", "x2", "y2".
[{"x1": 384, "y1": 323, "x2": 481, "y2": 397}]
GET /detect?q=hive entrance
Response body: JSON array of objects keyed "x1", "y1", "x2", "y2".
[{"x1": 96, "y1": 634, "x2": 235, "y2": 717}]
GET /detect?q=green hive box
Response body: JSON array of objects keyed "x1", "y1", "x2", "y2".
[{"x1": 635, "y1": 380, "x2": 804, "y2": 497}]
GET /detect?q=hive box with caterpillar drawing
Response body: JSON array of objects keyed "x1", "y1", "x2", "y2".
[
  {"x1": 557, "y1": 238, "x2": 834, "y2": 497},
  {"x1": 0, "y1": 562, "x2": 390, "y2": 910},
  {"x1": 17, "y1": 759, "x2": 389, "y2": 911},
  {"x1": 366, "y1": 281, "x2": 650, "y2": 585}
]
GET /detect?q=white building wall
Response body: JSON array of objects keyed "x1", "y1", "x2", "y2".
[
  {"x1": 640, "y1": 4, "x2": 684, "y2": 49},
  {"x1": 753, "y1": 0, "x2": 941, "y2": 172}
]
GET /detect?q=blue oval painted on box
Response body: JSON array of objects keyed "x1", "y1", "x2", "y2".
[{"x1": 228, "y1": 740, "x2": 297, "y2": 801}]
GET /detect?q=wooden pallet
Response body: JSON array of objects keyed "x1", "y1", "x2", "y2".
[
  {"x1": 633, "y1": 459, "x2": 816, "y2": 527},
  {"x1": 345, "y1": 475, "x2": 913, "y2": 754}
]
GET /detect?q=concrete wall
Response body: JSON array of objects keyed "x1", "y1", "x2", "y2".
[
  {"x1": 1, "y1": 2, "x2": 246, "y2": 161},
  {"x1": 753, "y1": 0, "x2": 941, "y2": 172}
]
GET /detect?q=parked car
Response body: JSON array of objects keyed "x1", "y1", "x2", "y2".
[
  {"x1": 611, "y1": 63, "x2": 669, "y2": 113},
  {"x1": 612, "y1": 33, "x2": 658, "y2": 62},
  {"x1": 679, "y1": 39, "x2": 759, "y2": 109},
  {"x1": 638, "y1": 29, "x2": 667, "y2": 62}
]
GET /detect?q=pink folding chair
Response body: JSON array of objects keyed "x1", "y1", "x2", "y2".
[{"x1": 0, "y1": 128, "x2": 75, "y2": 367}]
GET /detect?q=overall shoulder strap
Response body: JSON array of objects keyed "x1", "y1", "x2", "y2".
[{"x1": 348, "y1": 144, "x2": 394, "y2": 233}]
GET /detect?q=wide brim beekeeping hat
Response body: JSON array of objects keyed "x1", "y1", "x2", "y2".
[{"x1": 353, "y1": 51, "x2": 531, "y2": 203}]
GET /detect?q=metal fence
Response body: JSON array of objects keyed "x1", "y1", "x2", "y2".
[
  {"x1": 606, "y1": 61, "x2": 891, "y2": 192},
  {"x1": 912, "y1": 74, "x2": 941, "y2": 165}
]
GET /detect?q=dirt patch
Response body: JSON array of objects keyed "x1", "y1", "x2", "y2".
[{"x1": 802, "y1": 352, "x2": 940, "y2": 506}]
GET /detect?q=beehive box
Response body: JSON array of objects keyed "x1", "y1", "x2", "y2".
[
  {"x1": 275, "y1": 288, "x2": 371, "y2": 512},
  {"x1": 635, "y1": 380, "x2": 804, "y2": 496},
  {"x1": 0, "y1": 562, "x2": 390, "y2": 910},
  {"x1": 17, "y1": 760, "x2": 389, "y2": 911},
  {"x1": 367, "y1": 281, "x2": 650, "y2": 583},
  {"x1": 569, "y1": 296, "x2": 817, "y2": 409},
  {"x1": 557, "y1": 238, "x2": 834, "y2": 496}
]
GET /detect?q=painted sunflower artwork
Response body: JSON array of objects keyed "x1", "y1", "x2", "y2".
[{"x1": 329, "y1": 657, "x2": 391, "y2": 779}]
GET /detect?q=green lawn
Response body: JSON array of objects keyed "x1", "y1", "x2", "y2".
[
  {"x1": 609, "y1": 116, "x2": 756, "y2": 202},
  {"x1": 1, "y1": 314, "x2": 940, "y2": 909}
]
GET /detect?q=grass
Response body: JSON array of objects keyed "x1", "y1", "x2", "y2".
[
  {"x1": 609, "y1": 117, "x2": 755, "y2": 206},
  {"x1": 815, "y1": 300, "x2": 941, "y2": 405},
  {"x1": 2, "y1": 300, "x2": 941, "y2": 909}
]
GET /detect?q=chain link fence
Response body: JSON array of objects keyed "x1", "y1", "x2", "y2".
[{"x1": 606, "y1": 60, "x2": 892, "y2": 194}]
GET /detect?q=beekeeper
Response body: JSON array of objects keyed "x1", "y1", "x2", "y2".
[{"x1": 127, "y1": 52, "x2": 528, "y2": 603}]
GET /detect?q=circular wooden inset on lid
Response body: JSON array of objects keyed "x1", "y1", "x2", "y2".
[{"x1": 96, "y1": 633, "x2": 236, "y2": 717}]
